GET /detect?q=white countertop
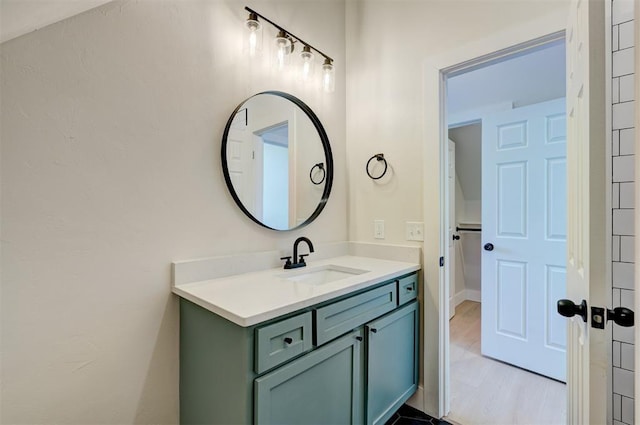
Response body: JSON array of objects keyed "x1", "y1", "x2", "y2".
[{"x1": 172, "y1": 255, "x2": 420, "y2": 327}]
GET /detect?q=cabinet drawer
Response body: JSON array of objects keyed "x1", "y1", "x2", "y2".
[
  {"x1": 315, "y1": 282, "x2": 396, "y2": 346},
  {"x1": 397, "y1": 273, "x2": 418, "y2": 305},
  {"x1": 255, "y1": 312, "x2": 313, "y2": 374}
]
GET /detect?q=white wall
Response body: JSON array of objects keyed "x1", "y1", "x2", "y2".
[
  {"x1": 0, "y1": 1, "x2": 346, "y2": 423},
  {"x1": 345, "y1": 0, "x2": 569, "y2": 415},
  {"x1": 345, "y1": 0, "x2": 569, "y2": 245}
]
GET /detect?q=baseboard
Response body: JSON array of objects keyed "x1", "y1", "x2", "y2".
[
  {"x1": 452, "y1": 291, "x2": 466, "y2": 307},
  {"x1": 465, "y1": 289, "x2": 481, "y2": 303},
  {"x1": 451, "y1": 289, "x2": 481, "y2": 308},
  {"x1": 406, "y1": 385, "x2": 424, "y2": 412}
]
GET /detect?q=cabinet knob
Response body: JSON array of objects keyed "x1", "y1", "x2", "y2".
[
  {"x1": 355, "y1": 336, "x2": 363, "y2": 342},
  {"x1": 406, "y1": 286, "x2": 414, "y2": 292},
  {"x1": 283, "y1": 337, "x2": 293, "y2": 345},
  {"x1": 370, "y1": 328, "x2": 377, "y2": 333}
]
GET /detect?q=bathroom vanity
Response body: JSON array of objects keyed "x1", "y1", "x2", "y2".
[{"x1": 174, "y1": 256, "x2": 420, "y2": 425}]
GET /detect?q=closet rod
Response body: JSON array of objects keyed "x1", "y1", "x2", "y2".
[{"x1": 456, "y1": 226, "x2": 482, "y2": 232}]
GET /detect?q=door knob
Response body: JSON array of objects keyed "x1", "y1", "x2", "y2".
[
  {"x1": 608, "y1": 307, "x2": 634, "y2": 327},
  {"x1": 557, "y1": 299, "x2": 587, "y2": 322},
  {"x1": 484, "y1": 243, "x2": 494, "y2": 251},
  {"x1": 591, "y1": 305, "x2": 634, "y2": 329},
  {"x1": 453, "y1": 234, "x2": 460, "y2": 241}
]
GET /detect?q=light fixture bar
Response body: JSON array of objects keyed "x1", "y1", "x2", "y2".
[{"x1": 244, "y1": 6, "x2": 333, "y2": 63}]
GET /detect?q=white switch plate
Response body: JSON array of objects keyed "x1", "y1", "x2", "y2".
[
  {"x1": 406, "y1": 221, "x2": 424, "y2": 241},
  {"x1": 374, "y1": 220, "x2": 385, "y2": 239}
]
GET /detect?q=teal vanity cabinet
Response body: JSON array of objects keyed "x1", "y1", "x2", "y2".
[
  {"x1": 179, "y1": 271, "x2": 419, "y2": 425},
  {"x1": 366, "y1": 301, "x2": 419, "y2": 425}
]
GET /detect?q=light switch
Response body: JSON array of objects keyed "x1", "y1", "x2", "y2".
[
  {"x1": 374, "y1": 220, "x2": 385, "y2": 239},
  {"x1": 406, "y1": 222, "x2": 424, "y2": 241}
]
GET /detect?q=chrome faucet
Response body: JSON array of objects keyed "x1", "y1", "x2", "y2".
[{"x1": 281, "y1": 237, "x2": 315, "y2": 269}]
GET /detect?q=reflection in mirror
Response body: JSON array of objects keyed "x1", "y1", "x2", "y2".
[{"x1": 222, "y1": 91, "x2": 333, "y2": 231}]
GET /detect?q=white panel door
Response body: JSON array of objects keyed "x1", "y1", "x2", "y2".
[
  {"x1": 565, "y1": 0, "x2": 607, "y2": 423},
  {"x1": 481, "y1": 98, "x2": 567, "y2": 381},
  {"x1": 227, "y1": 108, "x2": 257, "y2": 213}
]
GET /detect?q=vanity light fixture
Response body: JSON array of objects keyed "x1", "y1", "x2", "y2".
[{"x1": 244, "y1": 6, "x2": 335, "y2": 92}]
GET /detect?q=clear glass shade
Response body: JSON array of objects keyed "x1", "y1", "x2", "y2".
[
  {"x1": 244, "y1": 17, "x2": 262, "y2": 57},
  {"x1": 322, "y1": 60, "x2": 335, "y2": 93},
  {"x1": 299, "y1": 46, "x2": 315, "y2": 82},
  {"x1": 274, "y1": 31, "x2": 292, "y2": 70}
]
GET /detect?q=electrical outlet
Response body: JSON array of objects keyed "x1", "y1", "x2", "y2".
[
  {"x1": 374, "y1": 220, "x2": 385, "y2": 239},
  {"x1": 406, "y1": 221, "x2": 424, "y2": 241}
]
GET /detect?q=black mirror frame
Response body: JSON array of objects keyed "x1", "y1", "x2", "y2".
[{"x1": 221, "y1": 91, "x2": 334, "y2": 231}]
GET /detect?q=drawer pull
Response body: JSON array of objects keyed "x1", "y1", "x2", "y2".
[
  {"x1": 283, "y1": 337, "x2": 293, "y2": 345},
  {"x1": 406, "y1": 286, "x2": 414, "y2": 292},
  {"x1": 370, "y1": 328, "x2": 378, "y2": 333}
]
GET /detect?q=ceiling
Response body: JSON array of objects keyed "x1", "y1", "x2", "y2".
[
  {"x1": 0, "y1": 0, "x2": 112, "y2": 44},
  {"x1": 447, "y1": 40, "x2": 566, "y2": 117}
]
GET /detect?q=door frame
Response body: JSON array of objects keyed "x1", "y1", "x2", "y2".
[
  {"x1": 635, "y1": 4, "x2": 640, "y2": 425},
  {"x1": 420, "y1": 9, "x2": 608, "y2": 418}
]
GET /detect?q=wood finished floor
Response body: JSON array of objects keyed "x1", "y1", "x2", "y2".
[{"x1": 445, "y1": 301, "x2": 567, "y2": 425}]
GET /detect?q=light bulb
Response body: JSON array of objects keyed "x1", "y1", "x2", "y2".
[
  {"x1": 249, "y1": 31, "x2": 257, "y2": 55},
  {"x1": 299, "y1": 45, "x2": 315, "y2": 82},
  {"x1": 322, "y1": 58, "x2": 335, "y2": 93}
]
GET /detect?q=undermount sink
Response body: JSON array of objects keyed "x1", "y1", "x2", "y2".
[{"x1": 279, "y1": 264, "x2": 369, "y2": 285}]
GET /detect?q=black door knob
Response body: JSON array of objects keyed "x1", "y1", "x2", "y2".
[
  {"x1": 557, "y1": 299, "x2": 587, "y2": 322},
  {"x1": 453, "y1": 234, "x2": 460, "y2": 241},
  {"x1": 484, "y1": 243, "x2": 494, "y2": 251},
  {"x1": 608, "y1": 307, "x2": 634, "y2": 327}
]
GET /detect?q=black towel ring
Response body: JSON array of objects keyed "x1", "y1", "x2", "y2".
[
  {"x1": 310, "y1": 163, "x2": 326, "y2": 185},
  {"x1": 366, "y1": 153, "x2": 388, "y2": 180}
]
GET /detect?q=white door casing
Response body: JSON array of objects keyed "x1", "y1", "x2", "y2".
[
  {"x1": 635, "y1": 5, "x2": 640, "y2": 425},
  {"x1": 481, "y1": 98, "x2": 567, "y2": 381},
  {"x1": 565, "y1": 0, "x2": 607, "y2": 423},
  {"x1": 424, "y1": 9, "x2": 577, "y2": 418},
  {"x1": 448, "y1": 140, "x2": 457, "y2": 320}
]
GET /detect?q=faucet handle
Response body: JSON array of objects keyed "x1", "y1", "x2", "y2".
[
  {"x1": 299, "y1": 254, "x2": 310, "y2": 264},
  {"x1": 280, "y1": 256, "x2": 292, "y2": 268}
]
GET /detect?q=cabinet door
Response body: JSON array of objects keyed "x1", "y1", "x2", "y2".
[
  {"x1": 254, "y1": 329, "x2": 364, "y2": 424},
  {"x1": 366, "y1": 301, "x2": 419, "y2": 425}
]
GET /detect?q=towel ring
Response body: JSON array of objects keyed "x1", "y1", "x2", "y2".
[
  {"x1": 310, "y1": 163, "x2": 326, "y2": 185},
  {"x1": 366, "y1": 153, "x2": 388, "y2": 180}
]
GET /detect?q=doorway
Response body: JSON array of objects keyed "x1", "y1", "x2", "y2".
[{"x1": 443, "y1": 38, "x2": 568, "y2": 424}]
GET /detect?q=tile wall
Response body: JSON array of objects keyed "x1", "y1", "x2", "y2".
[{"x1": 611, "y1": 1, "x2": 635, "y2": 424}]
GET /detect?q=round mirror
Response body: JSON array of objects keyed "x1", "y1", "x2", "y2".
[{"x1": 221, "y1": 91, "x2": 333, "y2": 231}]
